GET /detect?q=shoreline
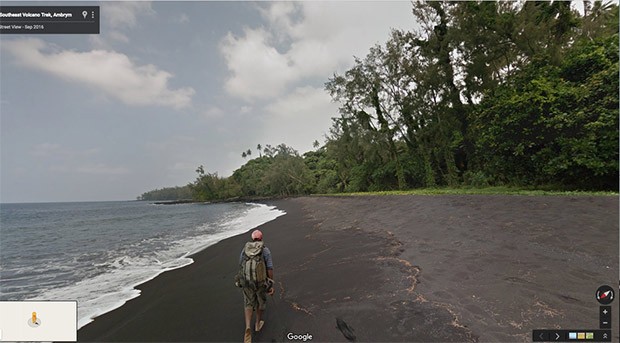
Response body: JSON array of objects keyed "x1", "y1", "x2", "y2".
[
  {"x1": 79, "y1": 195, "x2": 619, "y2": 342},
  {"x1": 78, "y1": 199, "x2": 309, "y2": 342},
  {"x1": 69, "y1": 202, "x2": 284, "y2": 330}
]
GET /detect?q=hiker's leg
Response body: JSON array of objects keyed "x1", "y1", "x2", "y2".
[
  {"x1": 255, "y1": 287, "x2": 267, "y2": 327},
  {"x1": 256, "y1": 309, "x2": 263, "y2": 326},
  {"x1": 244, "y1": 308, "x2": 253, "y2": 330},
  {"x1": 242, "y1": 287, "x2": 256, "y2": 330}
]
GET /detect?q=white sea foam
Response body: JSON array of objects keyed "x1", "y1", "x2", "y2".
[{"x1": 28, "y1": 203, "x2": 285, "y2": 329}]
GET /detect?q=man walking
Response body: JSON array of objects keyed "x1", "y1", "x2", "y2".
[{"x1": 238, "y1": 229, "x2": 274, "y2": 343}]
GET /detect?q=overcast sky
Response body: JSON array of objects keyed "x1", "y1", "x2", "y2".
[{"x1": 1, "y1": 1, "x2": 419, "y2": 203}]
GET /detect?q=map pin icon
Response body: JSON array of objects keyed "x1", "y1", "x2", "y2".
[{"x1": 82, "y1": 11, "x2": 88, "y2": 19}]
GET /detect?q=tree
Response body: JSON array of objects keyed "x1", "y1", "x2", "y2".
[
  {"x1": 325, "y1": 45, "x2": 409, "y2": 189},
  {"x1": 138, "y1": 0, "x2": 619, "y2": 200},
  {"x1": 138, "y1": 185, "x2": 193, "y2": 201},
  {"x1": 324, "y1": 0, "x2": 614, "y2": 189},
  {"x1": 581, "y1": 1, "x2": 618, "y2": 40},
  {"x1": 471, "y1": 34, "x2": 619, "y2": 189},
  {"x1": 263, "y1": 154, "x2": 315, "y2": 196}
]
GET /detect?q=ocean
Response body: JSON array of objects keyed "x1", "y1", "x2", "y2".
[{"x1": 0, "y1": 201, "x2": 285, "y2": 328}]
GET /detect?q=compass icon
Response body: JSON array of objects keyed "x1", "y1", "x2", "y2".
[{"x1": 596, "y1": 285, "x2": 614, "y2": 305}]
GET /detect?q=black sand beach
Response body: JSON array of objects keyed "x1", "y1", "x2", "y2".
[{"x1": 78, "y1": 195, "x2": 619, "y2": 342}]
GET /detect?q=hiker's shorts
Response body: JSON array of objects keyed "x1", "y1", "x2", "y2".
[{"x1": 242, "y1": 285, "x2": 267, "y2": 310}]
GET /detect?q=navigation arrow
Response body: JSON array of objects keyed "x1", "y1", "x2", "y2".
[{"x1": 555, "y1": 333, "x2": 560, "y2": 340}]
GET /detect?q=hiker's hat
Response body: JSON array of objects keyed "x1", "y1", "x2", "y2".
[{"x1": 251, "y1": 230, "x2": 263, "y2": 241}]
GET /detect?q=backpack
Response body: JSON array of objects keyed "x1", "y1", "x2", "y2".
[{"x1": 237, "y1": 241, "x2": 267, "y2": 290}]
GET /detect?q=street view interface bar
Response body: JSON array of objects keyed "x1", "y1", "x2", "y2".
[{"x1": 0, "y1": 6, "x2": 99, "y2": 34}]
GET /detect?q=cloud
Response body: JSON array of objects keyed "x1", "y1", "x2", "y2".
[
  {"x1": 203, "y1": 106, "x2": 225, "y2": 119},
  {"x1": 145, "y1": 135, "x2": 203, "y2": 167},
  {"x1": 169, "y1": 161, "x2": 196, "y2": 172},
  {"x1": 89, "y1": 2, "x2": 155, "y2": 47},
  {"x1": 30, "y1": 143, "x2": 99, "y2": 158},
  {"x1": 176, "y1": 13, "x2": 190, "y2": 24},
  {"x1": 219, "y1": 2, "x2": 417, "y2": 102},
  {"x1": 144, "y1": 135, "x2": 214, "y2": 180},
  {"x1": 32, "y1": 143, "x2": 126, "y2": 175},
  {"x1": 30, "y1": 143, "x2": 62, "y2": 157},
  {"x1": 265, "y1": 86, "x2": 331, "y2": 118},
  {"x1": 108, "y1": 31, "x2": 130, "y2": 44},
  {"x1": 105, "y1": 2, "x2": 155, "y2": 30},
  {"x1": 145, "y1": 135, "x2": 197, "y2": 151},
  {"x1": 220, "y1": 28, "x2": 294, "y2": 100},
  {"x1": 76, "y1": 164, "x2": 130, "y2": 175},
  {"x1": 50, "y1": 164, "x2": 130, "y2": 175},
  {"x1": 3, "y1": 38, "x2": 194, "y2": 109},
  {"x1": 261, "y1": 86, "x2": 338, "y2": 152}
]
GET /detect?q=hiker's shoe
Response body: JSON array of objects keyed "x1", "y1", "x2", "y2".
[{"x1": 244, "y1": 328, "x2": 252, "y2": 343}]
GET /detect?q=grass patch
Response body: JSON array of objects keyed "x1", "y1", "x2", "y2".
[{"x1": 314, "y1": 186, "x2": 618, "y2": 197}]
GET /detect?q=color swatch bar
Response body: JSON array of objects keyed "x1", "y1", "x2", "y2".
[{"x1": 533, "y1": 330, "x2": 611, "y2": 342}]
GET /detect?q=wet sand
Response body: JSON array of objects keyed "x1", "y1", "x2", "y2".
[{"x1": 79, "y1": 195, "x2": 619, "y2": 342}]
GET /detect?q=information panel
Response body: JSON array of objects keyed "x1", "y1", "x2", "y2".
[{"x1": 0, "y1": 6, "x2": 99, "y2": 34}]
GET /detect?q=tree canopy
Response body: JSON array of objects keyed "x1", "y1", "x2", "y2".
[{"x1": 139, "y1": 0, "x2": 618, "y2": 201}]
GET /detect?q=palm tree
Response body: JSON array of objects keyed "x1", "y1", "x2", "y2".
[{"x1": 582, "y1": 0, "x2": 617, "y2": 40}]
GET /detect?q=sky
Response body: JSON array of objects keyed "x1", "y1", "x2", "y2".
[{"x1": 0, "y1": 1, "x2": 420, "y2": 203}]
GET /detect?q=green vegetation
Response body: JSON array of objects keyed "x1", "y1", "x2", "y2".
[
  {"x1": 139, "y1": 1, "x2": 619, "y2": 202},
  {"x1": 188, "y1": 144, "x2": 315, "y2": 201},
  {"x1": 138, "y1": 185, "x2": 193, "y2": 201},
  {"x1": 317, "y1": 187, "x2": 618, "y2": 197}
]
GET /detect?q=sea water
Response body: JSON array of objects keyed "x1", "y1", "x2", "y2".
[{"x1": 0, "y1": 201, "x2": 285, "y2": 328}]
